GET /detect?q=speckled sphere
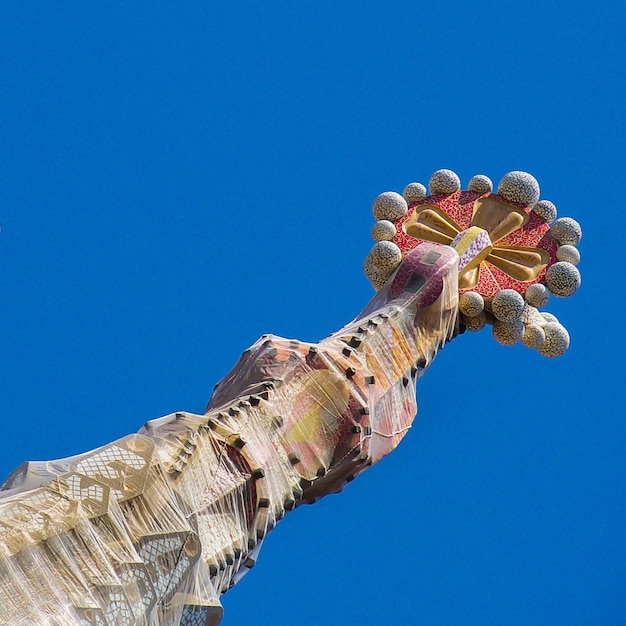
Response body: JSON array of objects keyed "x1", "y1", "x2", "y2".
[
  {"x1": 541, "y1": 312, "x2": 559, "y2": 324},
  {"x1": 463, "y1": 311, "x2": 486, "y2": 332},
  {"x1": 521, "y1": 303, "x2": 545, "y2": 326},
  {"x1": 371, "y1": 220, "x2": 397, "y2": 242},
  {"x1": 492, "y1": 319, "x2": 524, "y2": 346},
  {"x1": 403, "y1": 182, "x2": 428, "y2": 204},
  {"x1": 545, "y1": 261, "x2": 581, "y2": 297},
  {"x1": 491, "y1": 289, "x2": 525, "y2": 322},
  {"x1": 549, "y1": 217, "x2": 582, "y2": 246},
  {"x1": 532, "y1": 200, "x2": 557, "y2": 223},
  {"x1": 363, "y1": 258, "x2": 379, "y2": 280},
  {"x1": 525, "y1": 283, "x2": 550, "y2": 308},
  {"x1": 459, "y1": 291, "x2": 484, "y2": 317},
  {"x1": 363, "y1": 259, "x2": 388, "y2": 291},
  {"x1": 556, "y1": 244, "x2": 580, "y2": 266},
  {"x1": 497, "y1": 171, "x2": 540, "y2": 207},
  {"x1": 538, "y1": 322, "x2": 570, "y2": 358},
  {"x1": 372, "y1": 192, "x2": 408, "y2": 222},
  {"x1": 467, "y1": 175, "x2": 493, "y2": 194},
  {"x1": 369, "y1": 241, "x2": 402, "y2": 272},
  {"x1": 371, "y1": 275, "x2": 388, "y2": 291},
  {"x1": 428, "y1": 169, "x2": 461, "y2": 194},
  {"x1": 522, "y1": 324, "x2": 545, "y2": 349}
]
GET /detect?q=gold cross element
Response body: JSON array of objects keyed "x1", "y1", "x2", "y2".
[{"x1": 402, "y1": 195, "x2": 550, "y2": 291}]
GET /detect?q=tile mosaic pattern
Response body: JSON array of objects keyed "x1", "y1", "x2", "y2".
[{"x1": 393, "y1": 190, "x2": 558, "y2": 299}]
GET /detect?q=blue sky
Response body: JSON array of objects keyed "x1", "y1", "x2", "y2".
[{"x1": 0, "y1": 2, "x2": 624, "y2": 624}]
